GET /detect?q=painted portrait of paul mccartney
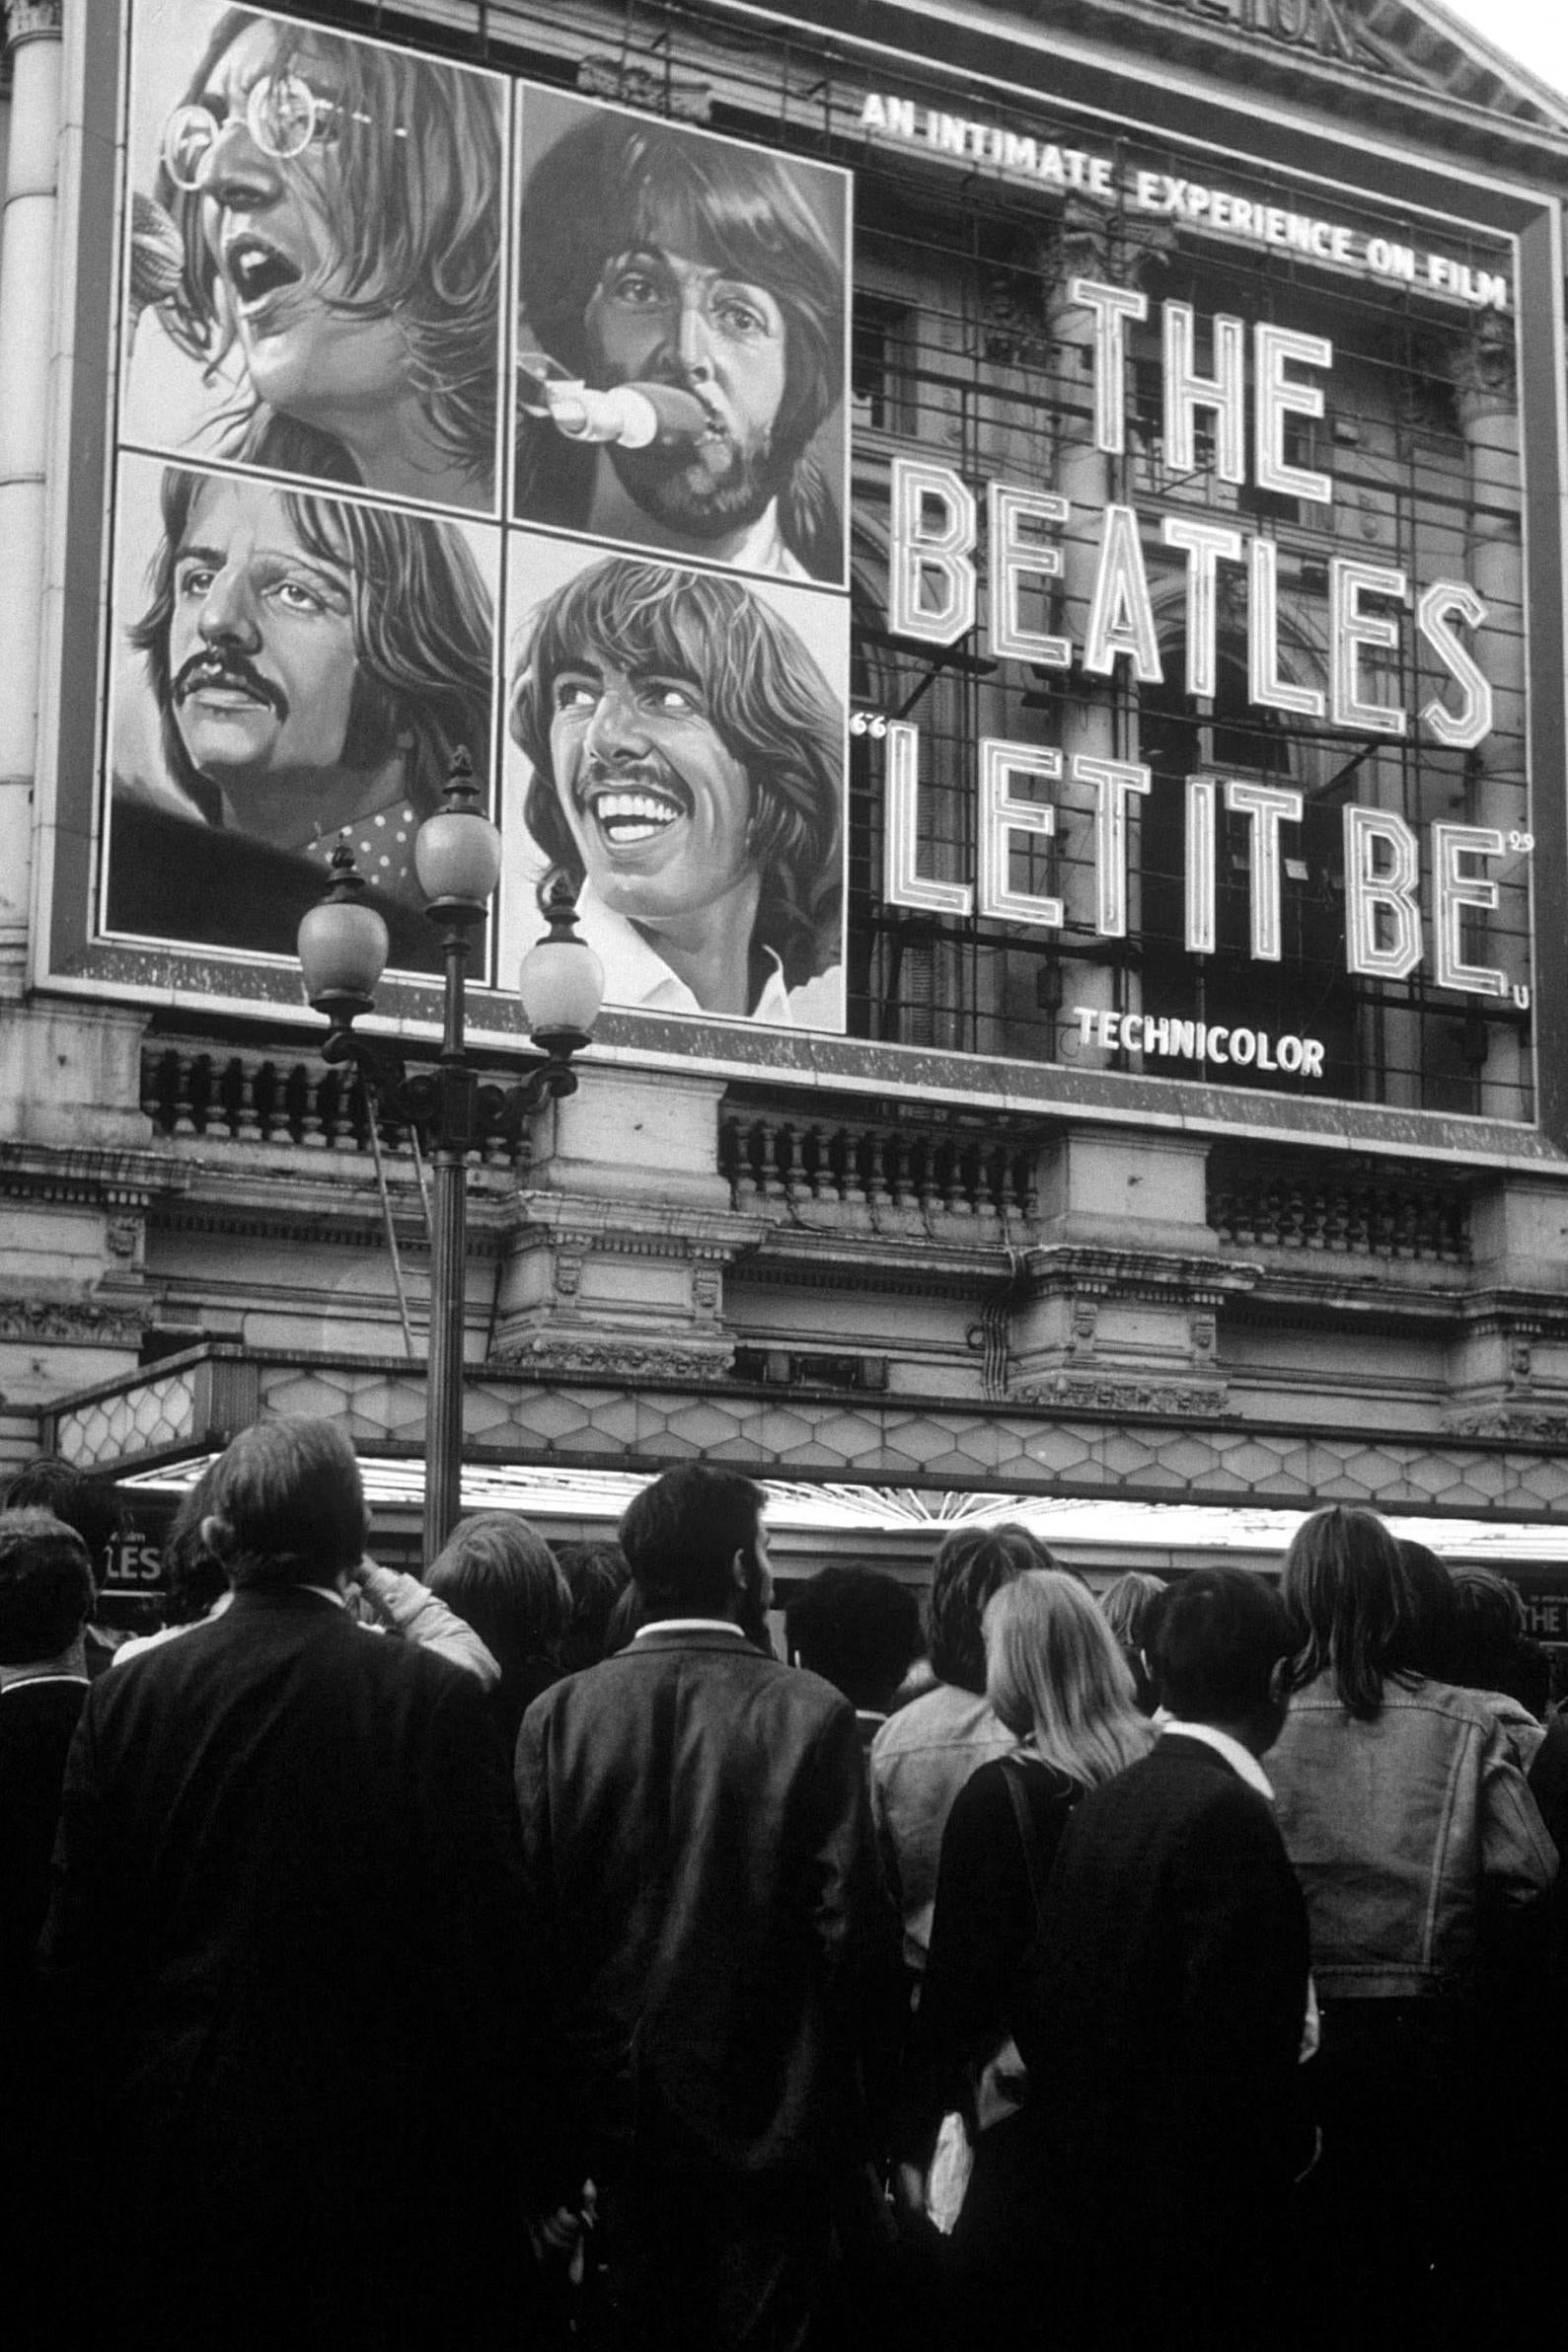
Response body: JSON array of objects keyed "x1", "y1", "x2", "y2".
[
  {"x1": 513, "y1": 87, "x2": 851, "y2": 586},
  {"x1": 121, "y1": 2, "x2": 505, "y2": 514}
]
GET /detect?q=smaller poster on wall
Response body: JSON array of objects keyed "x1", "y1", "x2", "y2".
[
  {"x1": 103, "y1": 453, "x2": 500, "y2": 974},
  {"x1": 512, "y1": 85, "x2": 853, "y2": 587},
  {"x1": 120, "y1": 1, "x2": 506, "y2": 515},
  {"x1": 501, "y1": 534, "x2": 849, "y2": 1028}
]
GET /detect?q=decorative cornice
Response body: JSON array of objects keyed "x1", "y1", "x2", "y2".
[
  {"x1": 488, "y1": 1335, "x2": 734, "y2": 1382},
  {"x1": 577, "y1": 54, "x2": 712, "y2": 121},
  {"x1": 4, "y1": 1, "x2": 65, "y2": 52},
  {"x1": 1008, "y1": 1370, "x2": 1232, "y2": 1417},
  {"x1": 1446, "y1": 1406, "x2": 1568, "y2": 1444},
  {"x1": 1021, "y1": 1246, "x2": 1252, "y2": 1309},
  {"x1": 0, "y1": 1296, "x2": 143, "y2": 1346}
]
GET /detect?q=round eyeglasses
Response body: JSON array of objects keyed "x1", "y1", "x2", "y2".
[{"x1": 162, "y1": 74, "x2": 343, "y2": 190}]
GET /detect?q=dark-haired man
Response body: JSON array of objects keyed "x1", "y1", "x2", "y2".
[
  {"x1": 0, "y1": 1457, "x2": 121, "y2": 1676},
  {"x1": 0, "y1": 1511, "x2": 95, "y2": 2017},
  {"x1": 515, "y1": 1464, "x2": 884, "y2": 2352},
  {"x1": 515, "y1": 109, "x2": 846, "y2": 580},
  {"x1": 786, "y1": 1565, "x2": 923, "y2": 1756},
  {"x1": 39, "y1": 1418, "x2": 531, "y2": 2349},
  {"x1": 509, "y1": 554, "x2": 844, "y2": 1025},
  {"x1": 0, "y1": 1508, "x2": 98, "y2": 2349},
  {"x1": 110, "y1": 464, "x2": 494, "y2": 968},
  {"x1": 1015, "y1": 1567, "x2": 1313, "y2": 2348}
]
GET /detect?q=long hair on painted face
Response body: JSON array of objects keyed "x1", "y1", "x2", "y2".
[{"x1": 157, "y1": 12, "x2": 502, "y2": 496}]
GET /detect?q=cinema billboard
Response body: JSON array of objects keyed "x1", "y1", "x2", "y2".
[{"x1": 37, "y1": 3, "x2": 1560, "y2": 1131}]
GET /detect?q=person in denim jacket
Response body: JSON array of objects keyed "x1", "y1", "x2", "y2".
[{"x1": 1268, "y1": 1506, "x2": 1556, "y2": 2349}]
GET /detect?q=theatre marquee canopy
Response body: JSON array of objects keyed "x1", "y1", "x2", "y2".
[{"x1": 34, "y1": 0, "x2": 1568, "y2": 1157}]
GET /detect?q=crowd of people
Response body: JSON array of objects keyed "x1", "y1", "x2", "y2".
[{"x1": 0, "y1": 1428, "x2": 1563, "y2": 2351}]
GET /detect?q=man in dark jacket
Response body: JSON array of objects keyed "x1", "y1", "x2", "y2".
[
  {"x1": 1017, "y1": 1567, "x2": 1312, "y2": 2350},
  {"x1": 516, "y1": 1465, "x2": 885, "y2": 2352},
  {"x1": 38, "y1": 1418, "x2": 531, "y2": 2352}
]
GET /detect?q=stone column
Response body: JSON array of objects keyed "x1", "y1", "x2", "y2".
[
  {"x1": 1450, "y1": 321, "x2": 1527, "y2": 1118},
  {"x1": 1044, "y1": 212, "x2": 1166, "y2": 1068},
  {"x1": 0, "y1": 0, "x2": 63, "y2": 993}
]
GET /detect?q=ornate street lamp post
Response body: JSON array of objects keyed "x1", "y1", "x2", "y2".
[{"x1": 297, "y1": 749, "x2": 604, "y2": 1559}]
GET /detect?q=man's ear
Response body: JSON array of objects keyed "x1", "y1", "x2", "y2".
[
  {"x1": 1268, "y1": 1655, "x2": 1293, "y2": 1707},
  {"x1": 729, "y1": 1547, "x2": 750, "y2": 1592}
]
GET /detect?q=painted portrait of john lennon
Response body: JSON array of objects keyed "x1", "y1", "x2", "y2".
[
  {"x1": 123, "y1": 4, "x2": 504, "y2": 512},
  {"x1": 504, "y1": 541, "x2": 847, "y2": 1029}
]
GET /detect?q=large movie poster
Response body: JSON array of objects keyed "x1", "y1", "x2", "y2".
[{"x1": 99, "y1": 1, "x2": 854, "y2": 1027}]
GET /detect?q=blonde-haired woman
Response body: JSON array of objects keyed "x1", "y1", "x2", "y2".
[{"x1": 904, "y1": 1572, "x2": 1154, "y2": 2335}]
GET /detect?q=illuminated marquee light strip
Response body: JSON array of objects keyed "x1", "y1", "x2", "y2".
[
  {"x1": 881, "y1": 719, "x2": 974, "y2": 916},
  {"x1": 856, "y1": 98, "x2": 1513, "y2": 312},
  {"x1": 1331, "y1": 561, "x2": 1410, "y2": 735},
  {"x1": 1432, "y1": 823, "x2": 1508, "y2": 1000},
  {"x1": 988, "y1": 483, "x2": 1071, "y2": 667},
  {"x1": 1342, "y1": 807, "x2": 1431, "y2": 983},
  {"x1": 1247, "y1": 539, "x2": 1325, "y2": 718},
  {"x1": 1160, "y1": 515, "x2": 1243, "y2": 700},
  {"x1": 1075, "y1": 756, "x2": 1153, "y2": 939},
  {"x1": 978, "y1": 742, "x2": 1064, "y2": 927},
  {"x1": 1162, "y1": 302, "x2": 1245, "y2": 485},
  {"x1": 1185, "y1": 777, "x2": 1218, "y2": 955},
  {"x1": 1226, "y1": 781, "x2": 1303, "y2": 963}
]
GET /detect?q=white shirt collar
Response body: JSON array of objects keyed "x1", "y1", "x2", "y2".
[
  {"x1": 1160, "y1": 1718, "x2": 1275, "y2": 1801},
  {"x1": 571, "y1": 886, "x2": 812, "y2": 1023},
  {"x1": 633, "y1": 1618, "x2": 746, "y2": 1640}
]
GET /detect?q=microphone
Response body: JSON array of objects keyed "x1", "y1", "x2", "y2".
[
  {"x1": 517, "y1": 352, "x2": 709, "y2": 449},
  {"x1": 530, "y1": 375, "x2": 710, "y2": 450}
]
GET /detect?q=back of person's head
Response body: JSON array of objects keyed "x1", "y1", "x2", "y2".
[
  {"x1": 1393, "y1": 1540, "x2": 1456, "y2": 1681},
  {"x1": 202, "y1": 1419, "x2": 366, "y2": 1590},
  {"x1": 0, "y1": 1508, "x2": 96, "y2": 1664},
  {"x1": 1156, "y1": 1568, "x2": 1296, "y2": 1729},
  {"x1": 928, "y1": 1523, "x2": 1060, "y2": 1695},
  {"x1": 1099, "y1": 1570, "x2": 1170, "y2": 1713},
  {"x1": 604, "y1": 1579, "x2": 646, "y2": 1654},
  {"x1": 785, "y1": 1566, "x2": 923, "y2": 1712},
  {"x1": 619, "y1": 1465, "x2": 765, "y2": 1620},
  {"x1": 984, "y1": 1570, "x2": 1152, "y2": 1788},
  {"x1": 1444, "y1": 1566, "x2": 1538, "y2": 1708},
  {"x1": 1283, "y1": 1505, "x2": 1421, "y2": 1718},
  {"x1": 1, "y1": 1456, "x2": 119, "y2": 1588},
  {"x1": 427, "y1": 1513, "x2": 569, "y2": 1681},
  {"x1": 160, "y1": 1464, "x2": 229, "y2": 1627},
  {"x1": 554, "y1": 1540, "x2": 633, "y2": 1673},
  {"x1": 1098, "y1": 1570, "x2": 1167, "y2": 1651}
]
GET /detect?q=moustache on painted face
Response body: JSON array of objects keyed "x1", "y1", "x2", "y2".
[{"x1": 173, "y1": 648, "x2": 289, "y2": 720}]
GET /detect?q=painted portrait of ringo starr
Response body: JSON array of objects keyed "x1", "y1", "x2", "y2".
[
  {"x1": 130, "y1": 6, "x2": 503, "y2": 511},
  {"x1": 107, "y1": 461, "x2": 495, "y2": 970},
  {"x1": 513, "y1": 97, "x2": 850, "y2": 583}
]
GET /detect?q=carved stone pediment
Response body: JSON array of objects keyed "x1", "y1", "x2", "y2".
[{"x1": 1097, "y1": 0, "x2": 1568, "y2": 127}]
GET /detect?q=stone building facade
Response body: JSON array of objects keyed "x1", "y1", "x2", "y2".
[{"x1": 5, "y1": 0, "x2": 1568, "y2": 1574}]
